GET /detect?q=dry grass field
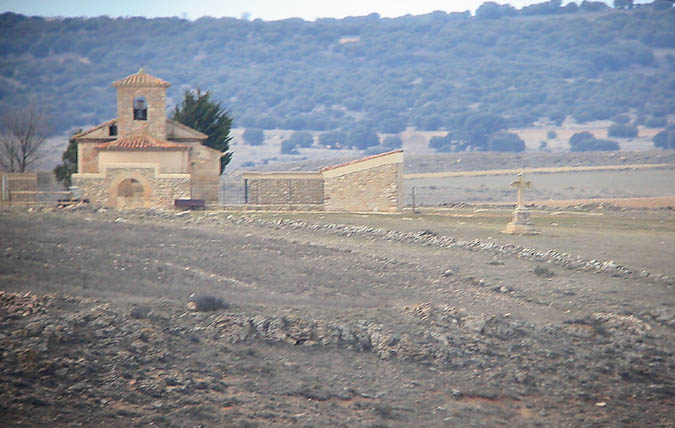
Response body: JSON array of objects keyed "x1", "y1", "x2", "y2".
[
  {"x1": 1, "y1": 204, "x2": 673, "y2": 427},
  {"x1": 405, "y1": 167, "x2": 675, "y2": 206}
]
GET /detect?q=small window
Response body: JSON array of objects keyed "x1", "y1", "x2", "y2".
[
  {"x1": 133, "y1": 96, "x2": 147, "y2": 121},
  {"x1": 109, "y1": 124, "x2": 117, "y2": 136}
]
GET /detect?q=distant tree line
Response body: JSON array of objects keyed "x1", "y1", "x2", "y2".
[{"x1": 0, "y1": 1, "x2": 672, "y2": 150}]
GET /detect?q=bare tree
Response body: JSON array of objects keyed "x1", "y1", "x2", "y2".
[{"x1": 0, "y1": 104, "x2": 50, "y2": 172}]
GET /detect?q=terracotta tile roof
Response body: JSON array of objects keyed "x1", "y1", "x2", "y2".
[
  {"x1": 95, "y1": 135, "x2": 189, "y2": 151},
  {"x1": 320, "y1": 150, "x2": 403, "y2": 172},
  {"x1": 112, "y1": 69, "x2": 170, "y2": 88}
]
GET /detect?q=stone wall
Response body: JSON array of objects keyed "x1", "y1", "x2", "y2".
[
  {"x1": 189, "y1": 143, "x2": 222, "y2": 203},
  {"x1": 73, "y1": 164, "x2": 190, "y2": 210},
  {"x1": 1, "y1": 173, "x2": 38, "y2": 206},
  {"x1": 240, "y1": 151, "x2": 403, "y2": 212},
  {"x1": 324, "y1": 162, "x2": 402, "y2": 212},
  {"x1": 243, "y1": 173, "x2": 324, "y2": 207}
]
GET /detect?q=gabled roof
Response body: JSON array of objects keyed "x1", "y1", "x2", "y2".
[
  {"x1": 73, "y1": 119, "x2": 117, "y2": 140},
  {"x1": 320, "y1": 150, "x2": 404, "y2": 172},
  {"x1": 112, "y1": 69, "x2": 170, "y2": 88},
  {"x1": 95, "y1": 135, "x2": 189, "y2": 151},
  {"x1": 76, "y1": 118, "x2": 207, "y2": 142},
  {"x1": 166, "y1": 119, "x2": 208, "y2": 140}
]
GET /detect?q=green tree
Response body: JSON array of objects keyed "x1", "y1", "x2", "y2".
[
  {"x1": 319, "y1": 130, "x2": 347, "y2": 149},
  {"x1": 280, "y1": 139, "x2": 299, "y2": 154},
  {"x1": 653, "y1": 126, "x2": 675, "y2": 149},
  {"x1": 287, "y1": 131, "x2": 314, "y2": 148},
  {"x1": 486, "y1": 132, "x2": 525, "y2": 152},
  {"x1": 171, "y1": 89, "x2": 232, "y2": 174},
  {"x1": 382, "y1": 135, "x2": 403, "y2": 149},
  {"x1": 613, "y1": 0, "x2": 633, "y2": 9},
  {"x1": 645, "y1": 117, "x2": 667, "y2": 128},
  {"x1": 459, "y1": 113, "x2": 508, "y2": 149},
  {"x1": 53, "y1": 131, "x2": 80, "y2": 189},
  {"x1": 569, "y1": 131, "x2": 619, "y2": 151},
  {"x1": 242, "y1": 128, "x2": 264, "y2": 146},
  {"x1": 476, "y1": 2, "x2": 517, "y2": 19},
  {"x1": 611, "y1": 114, "x2": 631, "y2": 124},
  {"x1": 347, "y1": 126, "x2": 380, "y2": 150},
  {"x1": 608, "y1": 123, "x2": 638, "y2": 138}
]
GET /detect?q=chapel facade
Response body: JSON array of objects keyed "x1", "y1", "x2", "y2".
[{"x1": 71, "y1": 69, "x2": 223, "y2": 209}]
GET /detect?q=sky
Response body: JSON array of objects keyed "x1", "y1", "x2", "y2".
[{"x1": 0, "y1": 0, "x2": 644, "y2": 21}]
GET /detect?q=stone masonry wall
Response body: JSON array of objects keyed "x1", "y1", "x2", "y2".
[
  {"x1": 323, "y1": 162, "x2": 402, "y2": 212},
  {"x1": 78, "y1": 142, "x2": 99, "y2": 173},
  {"x1": 189, "y1": 143, "x2": 221, "y2": 204},
  {"x1": 73, "y1": 166, "x2": 190, "y2": 210},
  {"x1": 246, "y1": 178, "x2": 324, "y2": 206},
  {"x1": 116, "y1": 86, "x2": 166, "y2": 139}
]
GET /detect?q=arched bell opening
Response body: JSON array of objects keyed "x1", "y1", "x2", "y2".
[{"x1": 133, "y1": 96, "x2": 147, "y2": 121}]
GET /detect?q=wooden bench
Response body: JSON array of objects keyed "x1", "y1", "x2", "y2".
[
  {"x1": 56, "y1": 198, "x2": 90, "y2": 208},
  {"x1": 174, "y1": 199, "x2": 205, "y2": 210}
]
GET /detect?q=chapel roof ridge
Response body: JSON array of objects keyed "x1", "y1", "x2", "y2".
[
  {"x1": 320, "y1": 149, "x2": 403, "y2": 172},
  {"x1": 112, "y1": 68, "x2": 170, "y2": 88},
  {"x1": 95, "y1": 134, "x2": 188, "y2": 151},
  {"x1": 73, "y1": 118, "x2": 117, "y2": 139}
]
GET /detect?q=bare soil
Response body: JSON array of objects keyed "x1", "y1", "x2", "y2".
[{"x1": 1, "y1": 205, "x2": 674, "y2": 427}]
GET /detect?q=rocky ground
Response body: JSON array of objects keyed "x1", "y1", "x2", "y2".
[{"x1": 1, "y1": 205, "x2": 674, "y2": 427}]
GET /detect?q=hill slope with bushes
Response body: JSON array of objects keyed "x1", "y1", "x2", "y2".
[{"x1": 0, "y1": 1, "x2": 673, "y2": 136}]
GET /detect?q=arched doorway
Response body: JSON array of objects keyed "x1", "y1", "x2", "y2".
[{"x1": 116, "y1": 178, "x2": 145, "y2": 209}]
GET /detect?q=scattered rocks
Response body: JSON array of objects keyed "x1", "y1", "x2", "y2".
[{"x1": 214, "y1": 215, "x2": 672, "y2": 286}]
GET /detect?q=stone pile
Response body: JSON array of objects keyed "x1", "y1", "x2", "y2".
[
  {"x1": 221, "y1": 215, "x2": 672, "y2": 285},
  {"x1": 18, "y1": 204, "x2": 673, "y2": 284}
]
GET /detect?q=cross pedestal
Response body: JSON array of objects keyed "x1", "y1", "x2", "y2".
[{"x1": 503, "y1": 172, "x2": 539, "y2": 235}]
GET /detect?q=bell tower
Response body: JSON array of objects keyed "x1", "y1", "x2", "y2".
[{"x1": 112, "y1": 69, "x2": 170, "y2": 139}]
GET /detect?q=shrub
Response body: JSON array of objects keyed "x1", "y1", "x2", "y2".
[
  {"x1": 280, "y1": 139, "x2": 299, "y2": 154},
  {"x1": 608, "y1": 123, "x2": 638, "y2": 138},
  {"x1": 569, "y1": 132, "x2": 619, "y2": 151},
  {"x1": 373, "y1": 403, "x2": 395, "y2": 419},
  {"x1": 534, "y1": 265, "x2": 555, "y2": 278},
  {"x1": 187, "y1": 294, "x2": 228, "y2": 312},
  {"x1": 546, "y1": 130, "x2": 557, "y2": 139}
]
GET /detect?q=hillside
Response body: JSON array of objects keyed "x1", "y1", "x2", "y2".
[{"x1": 0, "y1": 1, "x2": 673, "y2": 139}]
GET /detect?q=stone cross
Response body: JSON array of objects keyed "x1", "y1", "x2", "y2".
[{"x1": 511, "y1": 171, "x2": 531, "y2": 209}]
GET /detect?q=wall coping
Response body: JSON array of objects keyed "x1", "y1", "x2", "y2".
[
  {"x1": 321, "y1": 150, "x2": 403, "y2": 179},
  {"x1": 242, "y1": 171, "x2": 323, "y2": 180}
]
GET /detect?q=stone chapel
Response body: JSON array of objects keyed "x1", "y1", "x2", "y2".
[{"x1": 71, "y1": 69, "x2": 223, "y2": 209}]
